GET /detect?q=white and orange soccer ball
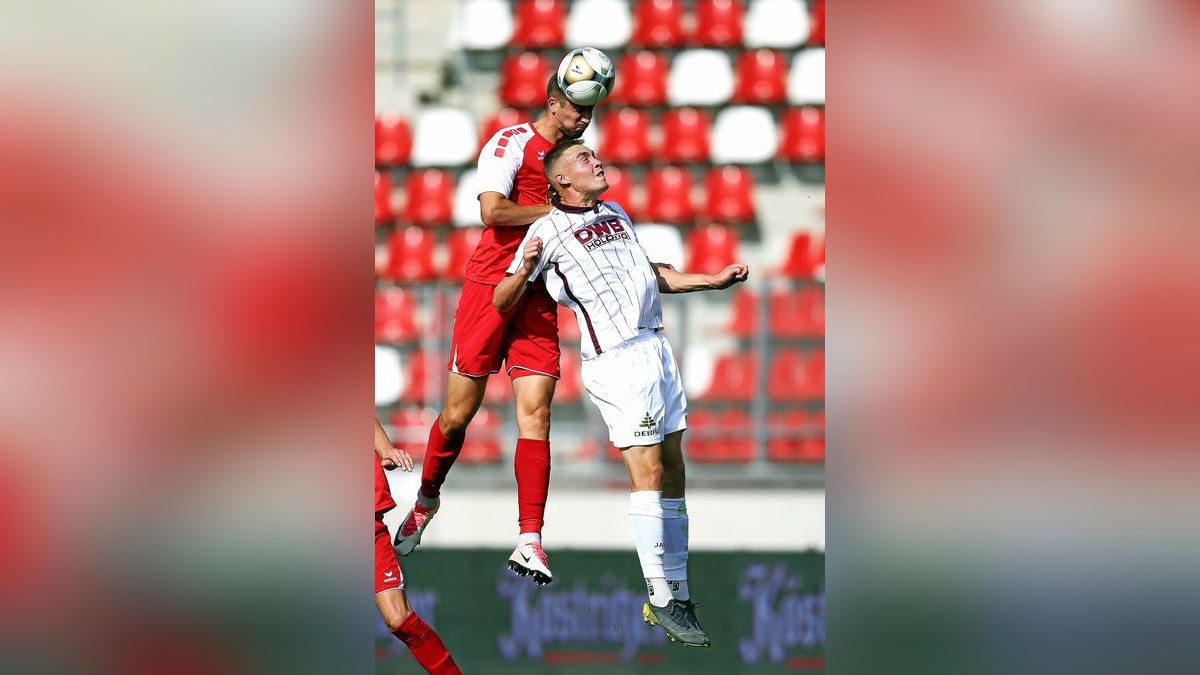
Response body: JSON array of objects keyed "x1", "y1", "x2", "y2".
[{"x1": 556, "y1": 47, "x2": 616, "y2": 106}]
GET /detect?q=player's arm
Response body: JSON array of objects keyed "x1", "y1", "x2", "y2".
[
  {"x1": 480, "y1": 192, "x2": 554, "y2": 228},
  {"x1": 652, "y1": 262, "x2": 750, "y2": 294},
  {"x1": 493, "y1": 237, "x2": 544, "y2": 312},
  {"x1": 375, "y1": 418, "x2": 413, "y2": 471}
]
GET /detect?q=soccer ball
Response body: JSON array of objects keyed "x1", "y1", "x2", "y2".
[{"x1": 556, "y1": 47, "x2": 616, "y2": 106}]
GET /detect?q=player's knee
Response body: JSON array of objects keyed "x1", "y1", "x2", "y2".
[
  {"x1": 382, "y1": 604, "x2": 414, "y2": 632},
  {"x1": 516, "y1": 404, "x2": 552, "y2": 437},
  {"x1": 663, "y1": 462, "x2": 685, "y2": 493},
  {"x1": 637, "y1": 462, "x2": 664, "y2": 491},
  {"x1": 439, "y1": 407, "x2": 477, "y2": 435}
]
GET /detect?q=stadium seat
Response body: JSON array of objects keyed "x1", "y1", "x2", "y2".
[
  {"x1": 636, "y1": 223, "x2": 686, "y2": 270},
  {"x1": 787, "y1": 48, "x2": 826, "y2": 105},
  {"x1": 642, "y1": 167, "x2": 695, "y2": 225},
  {"x1": 402, "y1": 169, "x2": 454, "y2": 226},
  {"x1": 483, "y1": 372, "x2": 513, "y2": 404},
  {"x1": 631, "y1": 0, "x2": 686, "y2": 48},
  {"x1": 402, "y1": 349, "x2": 434, "y2": 405},
  {"x1": 598, "y1": 165, "x2": 637, "y2": 217},
  {"x1": 375, "y1": 288, "x2": 420, "y2": 343},
  {"x1": 767, "y1": 409, "x2": 824, "y2": 463},
  {"x1": 385, "y1": 226, "x2": 437, "y2": 282},
  {"x1": 704, "y1": 166, "x2": 756, "y2": 223},
  {"x1": 809, "y1": 0, "x2": 825, "y2": 46},
  {"x1": 500, "y1": 52, "x2": 552, "y2": 109},
  {"x1": 557, "y1": 304, "x2": 581, "y2": 342},
  {"x1": 478, "y1": 108, "x2": 525, "y2": 152},
  {"x1": 389, "y1": 407, "x2": 435, "y2": 461},
  {"x1": 767, "y1": 347, "x2": 824, "y2": 400},
  {"x1": 686, "y1": 224, "x2": 740, "y2": 274},
  {"x1": 780, "y1": 106, "x2": 825, "y2": 163},
  {"x1": 703, "y1": 352, "x2": 757, "y2": 401},
  {"x1": 717, "y1": 409, "x2": 755, "y2": 462},
  {"x1": 684, "y1": 409, "x2": 719, "y2": 461},
  {"x1": 510, "y1": 0, "x2": 566, "y2": 49},
  {"x1": 769, "y1": 287, "x2": 824, "y2": 338},
  {"x1": 779, "y1": 230, "x2": 824, "y2": 279},
  {"x1": 375, "y1": 345, "x2": 405, "y2": 406},
  {"x1": 411, "y1": 107, "x2": 477, "y2": 168},
  {"x1": 459, "y1": 0, "x2": 515, "y2": 51},
  {"x1": 597, "y1": 107, "x2": 653, "y2": 165},
  {"x1": 610, "y1": 50, "x2": 668, "y2": 106},
  {"x1": 727, "y1": 289, "x2": 759, "y2": 337},
  {"x1": 744, "y1": 0, "x2": 810, "y2": 48},
  {"x1": 668, "y1": 49, "x2": 734, "y2": 106},
  {"x1": 459, "y1": 407, "x2": 503, "y2": 463},
  {"x1": 444, "y1": 227, "x2": 483, "y2": 282},
  {"x1": 375, "y1": 113, "x2": 412, "y2": 167},
  {"x1": 732, "y1": 49, "x2": 789, "y2": 105},
  {"x1": 660, "y1": 108, "x2": 710, "y2": 164},
  {"x1": 711, "y1": 106, "x2": 779, "y2": 165},
  {"x1": 565, "y1": 0, "x2": 633, "y2": 49},
  {"x1": 557, "y1": 350, "x2": 583, "y2": 403},
  {"x1": 452, "y1": 169, "x2": 483, "y2": 228},
  {"x1": 375, "y1": 171, "x2": 396, "y2": 225},
  {"x1": 693, "y1": 0, "x2": 744, "y2": 48}
]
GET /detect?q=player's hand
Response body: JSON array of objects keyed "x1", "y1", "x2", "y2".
[
  {"x1": 711, "y1": 263, "x2": 750, "y2": 290},
  {"x1": 521, "y1": 237, "x2": 543, "y2": 273},
  {"x1": 378, "y1": 445, "x2": 414, "y2": 472}
]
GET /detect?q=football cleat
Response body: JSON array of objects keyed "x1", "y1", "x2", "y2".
[
  {"x1": 506, "y1": 542, "x2": 553, "y2": 585},
  {"x1": 643, "y1": 600, "x2": 711, "y2": 648},
  {"x1": 393, "y1": 497, "x2": 439, "y2": 557}
]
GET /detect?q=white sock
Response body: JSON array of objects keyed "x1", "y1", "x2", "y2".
[
  {"x1": 628, "y1": 491, "x2": 667, "y2": 604},
  {"x1": 518, "y1": 532, "x2": 541, "y2": 547},
  {"x1": 662, "y1": 497, "x2": 690, "y2": 601}
]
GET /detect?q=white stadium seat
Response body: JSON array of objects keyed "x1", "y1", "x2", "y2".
[
  {"x1": 458, "y1": 0, "x2": 514, "y2": 51},
  {"x1": 682, "y1": 345, "x2": 717, "y2": 400},
  {"x1": 635, "y1": 224, "x2": 686, "y2": 270},
  {"x1": 711, "y1": 106, "x2": 779, "y2": 164},
  {"x1": 411, "y1": 107, "x2": 477, "y2": 167},
  {"x1": 744, "y1": 0, "x2": 811, "y2": 48},
  {"x1": 667, "y1": 49, "x2": 734, "y2": 106},
  {"x1": 566, "y1": 0, "x2": 632, "y2": 49},
  {"x1": 375, "y1": 345, "x2": 405, "y2": 406},
  {"x1": 452, "y1": 169, "x2": 483, "y2": 227},
  {"x1": 787, "y1": 48, "x2": 825, "y2": 105}
]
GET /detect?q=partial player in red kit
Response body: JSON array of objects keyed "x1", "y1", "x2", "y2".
[
  {"x1": 394, "y1": 77, "x2": 596, "y2": 585},
  {"x1": 375, "y1": 419, "x2": 461, "y2": 675}
]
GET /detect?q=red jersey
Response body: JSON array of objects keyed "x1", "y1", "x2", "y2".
[
  {"x1": 375, "y1": 455, "x2": 396, "y2": 516},
  {"x1": 466, "y1": 122, "x2": 555, "y2": 285}
]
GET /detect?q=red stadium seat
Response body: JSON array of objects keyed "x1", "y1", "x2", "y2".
[
  {"x1": 779, "y1": 231, "x2": 825, "y2": 279},
  {"x1": 402, "y1": 170, "x2": 454, "y2": 226},
  {"x1": 686, "y1": 224, "x2": 739, "y2": 274},
  {"x1": 688, "y1": 409, "x2": 754, "y2": 462},
  {"x1": 779, "y1": 107, "x2": 825, "y2": 163},
  {"x1": 389, "y1": 406, "x2": 435, "y2": 461},
  {"x1": 704, "y1": 166, "x2": 756, "y2": 224},
  {"x1": 460, "y1": 407, "x2": 503, "y2": 463},
  {"x1": 703, "y1": 352, "x2": 757, "y2": 401},
  {"x1": 609, "y1": 51, "x2": 668, "y2": 106},
  {"x1": 717, "y1": 409, "x2": 755, "y2": 462},
  {"x1": 643, "y1": 167, "x2": 695, "y2": 225},
  {"x1": 499, "y1": 52, "x2": 552, "y2": 109},
  {"x1": 769, "y1": 287, "x2": 824, "y2": 338},
  {"x1": 767, "y1": 348, "x2": 825, "y2": 400},
  {"x1": 375, "y1": 114, "x2": 412, "y2": 167},
  {"x1": 375, "y1": 171, "x2": 396, "y2": 225},
  {"x1": 557, "y1": 350, "x2": 582, "y2": 403},
  {"x1": 693, "y1": 0, "x2": 744, "y2": 48},
  {"x1": 479, "y1": 108, "x2": 525, "y2": 152},
  {"x1": 809, "y1": 0, "x2": 825, "y2": 46},
  {"x1": 511, "y1": 0, "x2": 566, "y2": 49},
  {"x1": 767, "y1": 409, "x2": 824, "y2": 463},
  {"x1": 483, "y1": 373, "x2": 513, "y2": 405},
  {"x1": 402, "y1": 349, "x2": 434, "y2": 405},
  {"x1": 386, "y1": 226, "x2": 437, "y2": 282},
  {"x1": 733, "y1": 50, "x2": 789, "y2": 105},
  {"x1": 660, "y1": 108, "x2": 710, "y2": 164},
  {"x1": 443, "y1": 227, "x2": 483, "y2": 281},
  {"x1": 598, "y1": 107, "x2": 653, "y2": 165},
  {"x1": 684, "y1": 409, "x2": 719, "y2": 461},
  {"x1": 598, "y1": 165, "x2": 638, "y2": 217},
  {"x1": 727, "y1": 289, "x2": 759, "y2": 337},
  {"x1": 375, "y1": 288, "x2": 419, "y2": 343},
  {"x1": 631, "y1": 0, "x2": 686, "y2": 48}
]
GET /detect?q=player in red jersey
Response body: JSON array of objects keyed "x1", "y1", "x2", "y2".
[
  {"x1": 375, "y1": 419, "x2": 461, "y2": 674},
  {"x1": 394, "y1": 77, "x2": 596, "y2": 585}
]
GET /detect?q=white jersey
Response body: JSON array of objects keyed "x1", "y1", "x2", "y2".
[{"x1": 506, "y1": 201, "x2": 663, "y2": 360}]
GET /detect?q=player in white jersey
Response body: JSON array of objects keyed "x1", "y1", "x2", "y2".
[{"x1": 494, "y1": 139, "x2": 749, "y2": 648}]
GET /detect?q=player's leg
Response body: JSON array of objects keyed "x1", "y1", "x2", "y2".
[
  {"x1": 503, "y1": 288, "x2": 560, "y2": 583},
  {"x1": 376, "y1": 524, "x2": 461, "y2": 674},
  {"x1": 659, "y1": 429, "x2": 704, "y2": 636}
]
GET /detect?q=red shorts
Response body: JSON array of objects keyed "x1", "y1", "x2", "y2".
[
  {"x1": 447, "y1": 278, "x2": 560, "y2": 379},
  {"x1": 375, "y1": 516, "x2": 405, "y2": 594}
]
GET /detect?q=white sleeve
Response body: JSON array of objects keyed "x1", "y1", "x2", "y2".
[
  {"x1": 476, "y1": 129, "x2": 523, "y2": 199},
  {"x1": 504, "y1": 216, "x2": 556, "y2": 282}
]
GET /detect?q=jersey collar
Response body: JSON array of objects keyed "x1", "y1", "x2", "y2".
[{"x1": 555, "y1": 200, "x2": 601, "y2": 214}]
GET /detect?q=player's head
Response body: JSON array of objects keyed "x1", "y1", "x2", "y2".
[
  {"x1": 543, "y1": 138, "x2": 608, "y2": 203},
  {"x1": 545, "y1": 75, "x2": 593, "y2": 140}
]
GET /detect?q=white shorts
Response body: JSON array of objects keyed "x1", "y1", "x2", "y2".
[{"x1": 580, "y1": 332, "x2": 688, "y2": 448}]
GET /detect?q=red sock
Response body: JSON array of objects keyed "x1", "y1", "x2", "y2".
[
  {"x1": 514, "y1": 438, "x2": 551, "y2": 534},
  {"x1": 393, "y1": 613, "x2": 461, "y2": 675},
  {"x1": 420, "y1": 417, "x2": 464, "y2": 500}
]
